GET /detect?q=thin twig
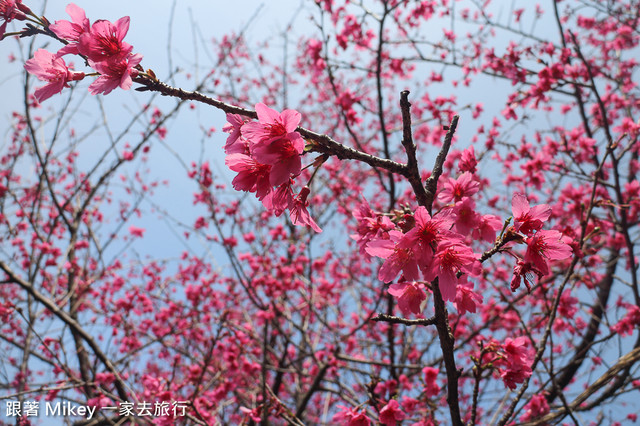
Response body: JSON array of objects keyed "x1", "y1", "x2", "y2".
[{"x1": 424, "y1": 115, "x2": 460, "y2": 213}]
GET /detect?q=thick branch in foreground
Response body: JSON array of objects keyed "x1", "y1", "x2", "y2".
[
  {"x1": 413, "y1": 115, "x2": 463, "y2": 426},
  {"x1": 399, "y1": 91, "x2": 430, "y2": 208},
  {"x1": 432, "y1": 280, "x2": 463, "y2": 426},
  {"x1": 134, "y1": 77, "x2": 408, "y2": 176},
  {"x1": 372, "y1": 313, "x2": 437, "y2": 326}
]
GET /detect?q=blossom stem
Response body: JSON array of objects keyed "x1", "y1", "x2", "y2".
[
  {"x1": 24, "y1": 16, "x2": 42, "y2": 26},
  {"x1": 302, "y1": 154, "x2": 328, "y2": 187}
]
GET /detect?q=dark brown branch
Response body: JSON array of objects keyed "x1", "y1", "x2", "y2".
[
  {"x1": 546, "y1": 251, "x2": 617, "y2": 403},
  {"x1": 496, "y1": 253, "x2": 581, "y2": 426},
  {"x1": 375, "y1": 4, "x2": 396, "y2": 210},
  {"x1": 372, "y1": 313, "x2": 437, "y2": 326},
  {"x1": 386, "y1": 294, "x2": 399, "y2": 383},
  {"x1": 432, "y1": 279, "x2": 463, "y2": 426},
  {"x1": 134, "y1": 77, "x2": 408, "y2": 176},
  {"x1": 579, "y1": 334, "x2": 640, "y2": 410},
  {"x1": 299, "y1": 127, "x2": 407, "y2": 175},
  {"x1": 295, "y1": 363, "x2": 329, "y2": 419},
  {"x1": 424, "y1": 115, "x2": 460, "y2": 213},
  {"x1": 399, "y1": 91, "x2": 430, "y2": 208}
]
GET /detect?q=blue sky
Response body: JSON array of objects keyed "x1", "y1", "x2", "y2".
[
  {"x1": 0, "y1": 5, "x2": 300, "y2": 422},
  {"x1": 0, "y1": 0, "x2": 307, "y2": 262},
  {"x1": 3, "y1": 2, "x2": 637, "y2": 424}
]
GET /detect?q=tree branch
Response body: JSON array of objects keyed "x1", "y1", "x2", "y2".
[
  {"x1": 424, "y1": 115, "x2": 459, "y2": 213},
  {"x1": 134, "y1": 77, "x2": 408, "y2": 176},
  {"x1": 399, "y1": 90, "x2": 430, "y2": 208},
  {"x1": 0, "y1": 260, "x2": 131, "y2": 402},
  {"x1": 372, "y1": 313, "x2": 437, "y2": 326},
  {"x1": 521, "y1": 346, "x2": 640, "y2": 425}
]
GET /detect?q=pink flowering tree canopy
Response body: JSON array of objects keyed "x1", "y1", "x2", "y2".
[{"x1": 1, "y1": 0, "x2": 640, "y2": 425}]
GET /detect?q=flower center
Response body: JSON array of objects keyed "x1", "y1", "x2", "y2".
[
  {"x1": 97, "y1": 34, "x2": 122, "y2": 57},
  {"x1": 265, "y1": 122, "x2": 287, "y2": 139}
]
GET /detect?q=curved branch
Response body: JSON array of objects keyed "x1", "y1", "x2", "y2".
[
  {"x1": 545, "y1": 251, "x2": 618, "y2": 403},
  {"x1": 522, "y1": 346, "x2": 640, "y2": 426},
  {"x1": 134, "y1": 77, "x2": 409, "y2": 176},
  {"x1": 0, "y1": 261, "x2": 131, "y2": 402}
]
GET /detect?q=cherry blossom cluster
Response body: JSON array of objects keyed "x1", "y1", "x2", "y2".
[
  {"x1": 17, "y1": 2, "x2": 143, "y2": 102},
  {"x1": 223, "y1": 103, "x2": 322, "y2": 232},
  {"x1": 473, "y1": 336, "x2": 535, "y2": 391},
  {"x1": 508, "y1": 193, "x2": 572, "y2": 292},
  {"x1": 4, "y1": 0, "x2": 638, "y2": 423},
  {"x1": 354, "y1": 170, "x2": 572, "y2": 316},
  {"x1": 357, "y1": 197, "x2": 483, "y2": 314},
  {"x1": 0, "y1": 0, "x2": 31, "y2": 40},
  {"x1": 332, "y1": 365, "x2": 444, "y2": 425}
]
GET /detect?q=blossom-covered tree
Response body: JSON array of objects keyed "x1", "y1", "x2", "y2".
[{"x1": 1, "y1": 0, "x2": 639, "y2": 425}]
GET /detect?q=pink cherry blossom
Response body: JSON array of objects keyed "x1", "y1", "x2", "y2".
[
  {"x1": 222, "y1": 113, "x2": 249, "y2": 154},
  {"x1": 520, "y1": 394, "x2": 550, "y2": 422},
  {"x1": 423, "y1": 366, "x2": 441, "y2": 398},
  {"x1": 332, "y1": 406, "x2": 371, "y2": 426},
  {"x1": 498, "y1": 337, "x2": 533, "y2": 390},
  {"x1": 472, "y1": 213, "x2": 503, "y2": 242},
  {"x1": 388, "y1": 281, "x2": 426, "y2": 316},
  {"x1": 78, "y1": 17, "x2": 133, "y2": 63},
  {"x1": 511, "y1": 230, "x2": 571, "y2": 291},
  {"x1": 379, "y1": 399, "x2": 405, "y2": 425},
  {"x1": 452, "y1": 197, "x2": 480, "y2": 236},
  {"x1": 438, "y1": 172, "x2": 480, "y2": 203},
  {"x1": 367, "y1": 207, "x2": 462, "y2": 284},
  {"x1": 611, "y1": 305, "x2": 640, "y2": 336},
  {"x1": 128, "y1": 226, "x2": 145, "y2": 237},
  {"x1": 24, "y1": 49, "x2": 85, "y2": 102},
  {"x1": 510, "y1": 259, "x2": 539, "y2": 292},
  {"x1": 425, "y1": 239, "x2": 479, "y2": 301},
  {"x1": 454, "y1": 280, "x2": 483, "y2": 314},
  {"x1": 502, "y1": 336, "x2": 532, "y2": 367},
  {"x1": 351, "y1": 198, "x2": 395, "y2": 254},
  {"x1": 512, "y1": 192, "x2": 551, "y2": 235},
  {"x1": 366, "y1": 230, "x2": 420, "y2": 283},
  {"x1": 49, "y1": 3, "x2": 90, "y2": 57},
  {"x1": 242, "y1": 103, "x2": 305, "y2": 186},
  {"x1": 458, "y1": 145, "x2": 477, "y2": 173},
  {"x1": 242, "y1": 103, "x2": 302, "y2": 144},
  {"x1": 262, "y1": 180, "x2": 294, "y2": 217},
  {"x1": 224, "y1": 153, "x2": 272, "y2": 200},
  {"x1": 4, "y1": 1, "x2": 638, "y2": 423},
  {"x1": 524, "y1": 229, "x2": 572, "y2": 276},
  {"x1": 88, "y1": 53, "x2": 143, "y2": 95},
  {"x1": 399, "y1": 207, "x2": 455, "y2": 248},
  {"x1": 397, "y1": 206, "x2": 456, "y2": 275},
  {"x1": 501, "y1": 367, "x2": 532, "y2": 390},
  {"x1": 289, "y1": 186, "x2": 322, "y2": 233},
  {"x1": 239, "y1": 406, "x2": 261, "y2": 423},
  {"x1": 0, "y1": 0, "x2": 31, "y2": 40}
]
